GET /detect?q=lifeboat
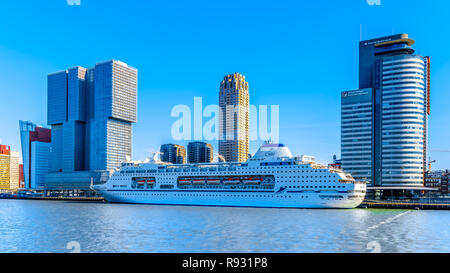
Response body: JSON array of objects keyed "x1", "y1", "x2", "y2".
[
  {"x1": 206, "y1": 178, "x2": 221, "y2": 185},
  {"x1": 136, "y1": 179, "x2": 146, "y2": 184},
  {"x1": 192, "y1": 178, "x2": 206, "y2": 185},
  {"x1": 146, "y1": 179, "x2": 156, "y2": 184},
  {"x1": 178, "y1": 178, "x2": 191, "y2": 185},
  {"x1": 243, "y1": 177, "x2": 262, "y2": 185},
  {"x1": 224, "y1": 177, "x2": 241, "y2": 184},
  {"x1": 136, "y1": 178, "x2": 156, "y2": 184}
]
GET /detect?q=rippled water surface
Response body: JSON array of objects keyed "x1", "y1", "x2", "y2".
[{"x1": 0, "y1": 200, "x2": 448, "y2": 253}]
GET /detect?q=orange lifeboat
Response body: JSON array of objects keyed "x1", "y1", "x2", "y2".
[
  {"x1": 192, "y1": 178, "x2": 206, "y2": 185},
  {"x1": 146, "y1": 178, "x2": 156, "y2": 184},
  {"x1": 136, "y1": 178, "x2": 146, "y2": 184},
  {"x1": 206, "y1": 178, "x2": 221, "y2": 185},
  {"x1": 224, "y1": 177, "x2": 241, "y2": 185},
  {"x1": 178, "y1": 178, "x2": 191, "y2": 185},
  {"x1": 243, "y1": 177, "x2": 261, "y2": 185}
]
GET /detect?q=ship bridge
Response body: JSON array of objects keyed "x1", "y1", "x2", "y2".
[{"x1": 250, "y1": 144, "x2": 293, "y2": 161}]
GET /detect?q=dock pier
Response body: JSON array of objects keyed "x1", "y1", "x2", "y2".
[
  {"x1": 359, "y1": 200, "x2": 450, "y2": 210},
  {"x1": 0, "y1": 195, "x2": 105, "y2": 202}
]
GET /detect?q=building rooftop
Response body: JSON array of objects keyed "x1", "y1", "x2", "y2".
[{"x1": 360, "y1": 33, "x2": 415, "y2": 47}]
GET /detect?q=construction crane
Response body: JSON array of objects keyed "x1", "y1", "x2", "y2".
[
  {"x1": 428, "y1": 157, "x2": 436, "y2": 172},
  {"x1": 428, "y1": 150, "x2": 450, "y2": 172}
]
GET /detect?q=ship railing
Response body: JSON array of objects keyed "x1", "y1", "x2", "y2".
[
  {"x1": 339, "y1": 179, "x2": 356, "y2": 184},
  {"x1": 161, "y1": 163, "x2": 246, "y2": 170}
]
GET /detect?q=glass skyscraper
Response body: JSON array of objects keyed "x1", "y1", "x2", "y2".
[
  {"x1": 90, "y1": 60, "x2": 137, "y2": 171},
  {"x1": 46, "y1": 60, "x2": 137, "y2": 189},
  {"x1": 341, "y1": 34, "x2": 430, "y2": 190},
  {"x1": 19, "y1": 120, "x2": 52, "y2": 189}
]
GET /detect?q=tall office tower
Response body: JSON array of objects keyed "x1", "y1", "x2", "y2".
[
  {"x1": 47, "y1": 60, "x2": 137, "y2": 174},
  {"x1": 187, "y1": 141, "x2": 213, "y2": 163},
  {"x1": 0, "y1": 145, "x2": 19, "y2": 190},
  {"x1": 160, "y1": 144, "x2": 186, "y2": 164},
  {"x1": 341, "y1": 34, "x2": 430, "y2": 190},
  {"x1": 48, "y1": 67, "x2": 87, "y2": 172},
  {"x1": 19, "y1": 121, "x2": 52, "y2": 189},
  {"x1": 90, "y1": 60, "x2": 138, "y2": 171},
  {"x1": 218, "y1": 73, "x2": 250, "y2": 162}
]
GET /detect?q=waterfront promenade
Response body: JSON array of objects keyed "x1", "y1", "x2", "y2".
[
  {"x1": 0, "y1": 194, "x2": 104, "y2": 202},
  {"x1": 360, "y1": 200, "x2": 450, "y2": 210}
]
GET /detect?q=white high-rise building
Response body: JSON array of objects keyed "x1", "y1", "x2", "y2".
[{"x1": 341, "y1": 34, "x2": 430, "y2": 191}]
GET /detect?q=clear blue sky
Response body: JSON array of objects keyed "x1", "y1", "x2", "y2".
[{"x1": 0, "y1": 0, "x2": 449, "y2": 169}]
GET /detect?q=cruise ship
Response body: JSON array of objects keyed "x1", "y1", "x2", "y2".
[{"x1": 93, "y1": 143, "x2": 366, "y2": 209}]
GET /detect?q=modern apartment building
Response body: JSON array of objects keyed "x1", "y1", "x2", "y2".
[
  {"x1": 187, "y1": 141, "x2": 213, "y2": 163},
  {"x1": 341, "y1": 34, "x2": 430, "y2": 190},
  {"x1": 0, "y1": 145, "x2": 20, "y2": 191},
  {"x1": 0, "y1": 145, "x2": 11, "y2": 191},
  {"x1": 19, "y1": 121, "x2": 52, "y2": 189},
  {"x1": 218, "y1": 73, "x2": 250, "y2": 162},
  {"x1": 46, "y1": 60, "x2": 137, "y2": 191},
  {"x1": 9, "y1": 151, "x2": 20, "y2": 190},
  {"x1": 160, "y1": 144, "x2": 186, "y2": 164}
]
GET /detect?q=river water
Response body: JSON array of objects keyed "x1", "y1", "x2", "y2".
[{"x1": 0, "y1": 199, "x2": 448, "y2": 253}]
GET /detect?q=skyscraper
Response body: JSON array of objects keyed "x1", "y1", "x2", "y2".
[
  {"x1": 218, "y1": 73, "x2": 249, "y2": 162},
  {"x1": 341, "y1": 34, "x2": 430, "y2": 190},
  {"x1": 160, "y1": 144, "x2": 186, "y2": 164},
  {"x1": 48, "y1": 66, "x2": 88, "y2": 172},
  {"x1": 90, "y1": 60, "x2": 137, "y2": 171},
  {"x1": 46, "y1": 60, "x2": 137, "y2": 191},
  {"x1": 19, "y1": 121, "x2": 52, "y2": 189},
  {"x1": 187, "y1": 141, "x2": 213, "y2": 163}
]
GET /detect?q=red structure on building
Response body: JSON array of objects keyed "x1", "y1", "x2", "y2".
[
  {"x1": 30, "y1": 127, "x2": 51, "y2": 143},
  {"x1": 19, "y1": 164, "x2": 24, "y2": 188},
  {"x1": 0, "y1": 145, "x2": 11, "y2": 155},
  {"x1": 26, "y1": 127, "x2": 51, "y2": 188}
]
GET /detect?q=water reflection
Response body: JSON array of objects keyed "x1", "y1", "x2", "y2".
[{"x1": 0, "y1": 200, "x2": 448, "y2": 253}]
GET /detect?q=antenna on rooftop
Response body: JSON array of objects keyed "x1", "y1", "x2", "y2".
[{"x1": 360, "y1": 24, "x2": 362, "y2": 41}]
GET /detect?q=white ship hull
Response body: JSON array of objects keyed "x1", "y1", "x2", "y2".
[{"x1": 97, "y1": 188, "x2": 364, "y2": 209}]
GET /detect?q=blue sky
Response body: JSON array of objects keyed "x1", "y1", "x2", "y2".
[{"x1": 0, "y1": 0, "x2": 449, "y2": 169}]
